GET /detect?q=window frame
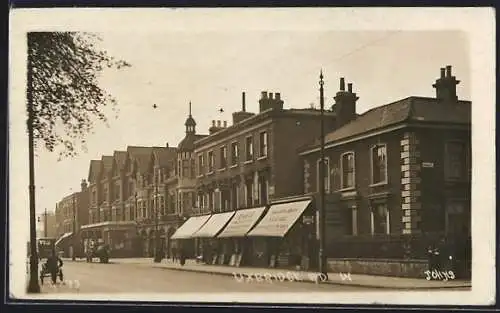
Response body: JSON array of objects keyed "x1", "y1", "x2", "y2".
[
  {"x1": 230, "y1": 141, "x2": 239, "y2": 167},
  {"x1": 340, "y1": 151, "x2": 356, "y2": 190},
  {"x1": 208, "y1": 150, "x2": 215, "y2": 174},
  {"x1": 370, "y1": 203, "x2": 390, "y2": 235},
  {"x1": 444, "y1": 140, "x2": 468, "y2": 181},
  {"x1": 245, "y1": 135, "x2": 254, "y2": 162},
  {"x1": 316, "y1": 157, "x2": 330, "y2": 193},
  {"x1": 197, "y1": 153, "x2": 205, "y2": 177},
  {"x1": 370, "y1": 143, "x2": 388, "y2": 186},
  {"x1": 219, "y1": 145, "x2": 228, "y2": 170},
  {"x1": 258, "y1": 131, "x2": 268, "y2": 159}
]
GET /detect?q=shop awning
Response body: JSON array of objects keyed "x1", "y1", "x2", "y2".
[
  {"x1": 170, "y1": 215, "x2": 211, "y2": 240},
  {"x1": 217, "y1": 207, "x2": 266, "y2": 238},
  {"x1": 55, "y1": 232, "x2": 73, "y2": 247},
  {"x1": 192, "y1": 211, "x2": 236, "y2": 238},
  {"x1": 247, "y1": 199, "x2": 312, "y2": 237}
]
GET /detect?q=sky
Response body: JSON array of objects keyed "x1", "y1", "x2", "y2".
[{"x1": 32, "y1": 30, "x2": 470, "y2": 219}]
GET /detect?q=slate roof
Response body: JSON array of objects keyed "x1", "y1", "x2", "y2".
[
  {"x1": 100, "y1": 156, "x2": 113, "y2": 176},
  {"x1": 87, "y1": 160, "x2": 101, "y2": 184},
  {"x1": 113, "y1": 150, "x2": 128, "y2": 170},
  {"x1": 152, "y1": 146, "x2": 178, "y2": 167},
  {"x1": 126, "y1": 146, "x2": 154, "y2": 174},
  {"x1": 302, "y1": 96, "x2": 471, "y2": 153},
  {"x1": 178, "y1": 134, "x2": 208, "y2": 151}
]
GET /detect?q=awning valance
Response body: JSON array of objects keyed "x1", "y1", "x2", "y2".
[
  {"x1": 247, "y1": 200, "x2": 312, "y2": 237},
  {"x1": 171, "y1": 215, "x2": 211, "y2": 240},
  {"x1": 55, "y1": 232, "x2": 73, "y2": 246},
  {"x1": 217, "y1": 207, "x2": 266, "y2": 238},
  {"x1": 192, "y1": 211, "x2": 236, "y2": 238}
]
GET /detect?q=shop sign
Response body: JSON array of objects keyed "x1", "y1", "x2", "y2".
[{"x1": 302, "y1": 215, "x2": 314, "y2": 224}]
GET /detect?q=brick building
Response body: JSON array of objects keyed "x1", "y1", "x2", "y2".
[
  {"x1": 54, "y1": 179, "x2": 90, "y2": 257},
  {"x1": 169, "y1": 91, "x2": 337, "y2": 266},
  {"x1": 299, "y1": 66, "x2": 471, "y2": 277}
]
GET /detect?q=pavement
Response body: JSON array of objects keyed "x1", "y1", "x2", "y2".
[
  {"x1": 30, "y1": 259, "x2": 374, "y2": 294},
  {"x1": 62, "y1": 257, "x2": 471, "y2": 290}
]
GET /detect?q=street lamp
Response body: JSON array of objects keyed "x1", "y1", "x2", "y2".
[
  {"x1": 27, "y1": 62, "x2": 40, "y2": 293},
  {"x1": 318, "y1": 70, "x2": 328, "y2": 280}
]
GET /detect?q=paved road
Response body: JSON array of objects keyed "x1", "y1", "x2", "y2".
[{"x1": 38, "y1": 261, "x2": 376, "y2": 293}]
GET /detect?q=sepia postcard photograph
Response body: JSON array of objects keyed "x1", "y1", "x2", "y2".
[{"x1": 7, "y1": 7, "x2": 496, "y2": 306}]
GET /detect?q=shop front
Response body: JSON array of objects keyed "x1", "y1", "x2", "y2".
[
  {"x1": 191, "y1": 211, "x2": 236, "y2": 265},
  {"x1": 217, "y1": 206, "x2": 267, "y2": 267},
  {"x1": 246, "y1": 196, "x2": 316, "y2": 270},
  {"x1": 80, "y1": 221, "x2": 138, "y2": 258},
  {"x1": 171, "y1": 214, "x2": 211, "y2": 258}
]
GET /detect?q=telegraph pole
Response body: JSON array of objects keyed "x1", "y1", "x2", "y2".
[
  {"x1": 318, "y1": 70, "x2": 328, "y2": 280},
  {"x1": 26, "y1": 49, "x2": 40, "y2": 293}
]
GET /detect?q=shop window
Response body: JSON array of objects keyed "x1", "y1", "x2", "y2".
[
  {"x1": 245, "y1": 181, "x2": 253, "y2": 207},
  {"x1": 341, "y1": 152, "x2": 356, "y2": 189},
  {"x1": 371, "y1": 144, "x2": 387, "y2": 185},
  {"x1": 445, "y1": 141, "x2": 467, "y2": 180},
  {"x1": 371, "y1": 204, "x2": 389, "y2": 235}
]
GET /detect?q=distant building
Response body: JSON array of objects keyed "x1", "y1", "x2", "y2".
[
  {"x1": 54, "y1": 179, "x2": 90, "y2": 257},
  {"x1": 299, "y1": 66, "x2": 471, "y2": 277}
]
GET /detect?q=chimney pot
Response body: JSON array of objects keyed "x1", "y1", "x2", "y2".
[
  {"x1": 212, "y1": 120, "x2": 216, "y2": 127},
  {"x1": 242, "y1": 92, "x2": 246, "y2": 112},
  {"x1": 217, "y1": 120, "x2": 221, "y2": 127},
  {"x1": 223, "y1": 121, "x2": 227, "y2": 128},
  {"x1": 275, "y1": 92, "x2": 281, "y2": 100},
  {"x1": 348, "y1": 83, "x2": 353, "y2": 93},
  {"x1": 446, "y1": 65, "x2": 452, "y2": 77},
  {"x1": 261, "y1": 91, "x2": 268, "y2": 99},
  {"x1": 166, "y1": 142, "x2": 169, "y2": 148},
  {"x1": 340, "y1": 78, "x2": 345, "y2": 91},
  {"x1": 440, "y1": 68, "x2": 446, "y2": 78}
]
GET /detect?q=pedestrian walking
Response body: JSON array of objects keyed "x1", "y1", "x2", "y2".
[
  {"x1": 172, "y1": 246, "x2": 177, "y2": 263},
  {"x1": 179, "y1": 246, "x2": 186, "y2": 266},
  {"x1": 427, "y1": 243, "x2": 440, "y2": 272},
  {"x1": 45, "y1": 250, "x2": 64, "y2": 284}
]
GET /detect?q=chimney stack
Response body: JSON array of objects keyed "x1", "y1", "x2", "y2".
[
  {"x1": 333, "y1": 78, "x2": 359, "y2": 128},
  {"x1": 166, "y1": 142, "x2": 169, "y2": 148},
  {"x1": 212, "y1": 120, "x2": 216, "y2": 127},
  {"x1": 433, "y1": 65, "x2": 460, "y2": 103},
  {"x1": 242, "y1": 92, "x2": 246, "y2": 112},
  {"x1": 446, "y1": 65, "x2": 452, "y2": 77},
  {"x1": 217, "y1": 120, "x2": 221, "y2": 127},
  {"x1": 223, "y1": 121, "x2": 227, "y2": 128}
]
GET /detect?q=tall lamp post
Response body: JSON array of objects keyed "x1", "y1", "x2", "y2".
[
  {"x1": 318, "y1": 70, "x2": 328, "y2": 280},
  {"x1": 153, "y1": 169, "x2": 162, "y2": 263},
  {"x1": 27, "y1": 60, "x2": 40, "y2": 293}
]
